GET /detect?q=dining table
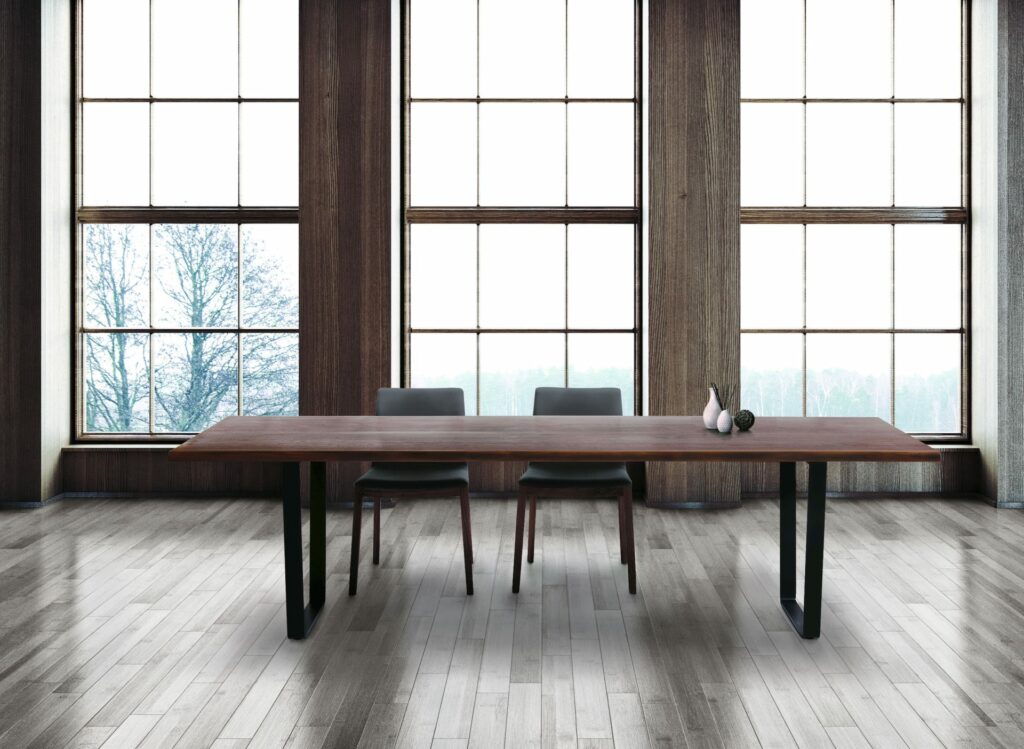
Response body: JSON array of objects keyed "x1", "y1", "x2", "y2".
[{"x1": 170, "y1": 415, "x2": 939, "y2": 640}]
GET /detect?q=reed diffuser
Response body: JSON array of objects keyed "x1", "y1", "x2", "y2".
[{"x1": 713, "y1": 383, "x2": 736, "y2": 433}]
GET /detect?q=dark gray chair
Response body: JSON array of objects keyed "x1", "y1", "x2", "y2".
[
  {"x1": 513, "y1": 387, "x2": 636, "y2": 594},
  {"x1": 352, "y1": 388, "x2": 473, "y2": 595}
]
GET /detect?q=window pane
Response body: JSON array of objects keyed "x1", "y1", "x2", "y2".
[
  {"x1": 240, "y1": 0, "x2": 298, "y2": 98},
  {"x1": 240, "y1": 103, "x2": 299, "y2": 207},
  {"x1": 894, "y1": 103, "x2": 961, "y2": 207},
  {"x1": 895, "y1": 334, "x2": 960, "y2": 433},
  {"x1": 567, "y1": 103, "x2": 634, "y2": 207},
  {"x1": 241, "y1": 225, "x2": 298, "y2": 328},
  {"x1": 83, "y1": 224, "x2": 150, "y2": 328},
  {"x1": 741, "y1": 333, "x2": 803, "y2": 416},
  {"x1": 151, "y1": 0, "x2": 238, "y2": 98},
  {"x1": 82, "y1": 0, "x2": 149, "y2": 97},
  {"x1": 894, "y1": 225, "x2": 961, "y2": 330},
  {"x1": 741, "y1": 104, "x2": 803, "y2": 207},
  {"x1": 411, "y1": 225, "x2": 477, "y2": 330},
  {"x1": 806, "y1": 0, "x2": 891, "y2": 98},
  {"x1": 740, "y1": 225, "x2": 803, "y2": 329},
  {"x1": 807, "y1": 333, "x2": 890, "y2": 419},
  {"x1": 411, "y1": 334, "x2": 478, "y2": 415},
  {"x1": 567, "y1": 225, "x2": 634, "y2": 329},
  {"x1": 806, "y1": 225, "x2": 891, "y2": 329},
  {"x1": 82, "y1": 103, "x2": 149, "y2": 206},
  {"x1": 152, "y1": 224, "x2": 238, "y2": 328},
  {"x1": 894, "y1": 0, "x2": 961, "y2": 98},
  {"x1": 567, "y1": 0, "x2": 634, "y2": 98},
  {"x1": 568, "y1": 333, "x2": 634, "y2": 414},
  {"x1": 806, "y1": 104, "x2": 891, "y2": 207},
  {"x1": 479, "y1": 103, "x2": 565, "y2": 206},
  {"x1": 152, "y1": 103, "x2": 238, "y2": 206},
  {"x1": 479, "y1": 225, "x2": 565, "y2": 328},
  {"x1": 242, "y1": 333, "x2": 298, "y2": 416},
  {"x1": 154, "y1": 332, "x2": 238, "y2": 432},
  {"x1": 479, "y1": 333, "x2": 564, "y2": 415},
  {"x1": 410, "y1": 103, "x2": 477, "y2": 206},
  {"x1": 479, "y1": 0, "x2": 565, "y2": 98},
  {"x1": 84, "y1": 333, "x2": 150, "y2": 433},
  {"x1": 740, "y1": 0, "x2": 803, "y2": 98},
  {"x1": 411, "y1": 0, "x2": 476, "y2": 98}
]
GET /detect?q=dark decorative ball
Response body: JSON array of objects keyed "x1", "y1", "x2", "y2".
[{"x1": 734, "y1": 410, "x2": 755, "y2": 431}]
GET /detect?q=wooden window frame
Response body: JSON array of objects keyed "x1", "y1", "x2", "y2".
[
  {"x1": 400, "y1": 0, "x2": 644, "y2": 415},
  {"x1": 740, "y1": 0, "x2": 971, "y2": 443},
  {"x1": 72, "y1": 0, "x2": 299, "y2": 443}
]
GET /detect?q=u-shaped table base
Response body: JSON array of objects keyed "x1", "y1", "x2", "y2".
[
  {"x1": 779, "y1": 460, "x2": 827, "y2": 639},
  {"x1": 282, "y1": 461, "x2": 327, "y2": 640}
]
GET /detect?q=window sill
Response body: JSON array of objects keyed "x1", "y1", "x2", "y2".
[{"x1": 64, "y1": 443, "x2": 179, "y2": 452}]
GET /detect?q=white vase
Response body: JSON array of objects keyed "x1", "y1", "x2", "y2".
[
  {"x1": 703, "y1": 388, "x2": 722, "y2": 429},
  {"x1": 717, "y1": 409, "x2": 733, "y2": 433}
]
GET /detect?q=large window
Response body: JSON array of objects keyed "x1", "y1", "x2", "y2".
[
  {"x1": 740, "y1": 0, "x2": 967, "y2": 438},
  {"x1": 77, "y1": 0, "x2": 299, "y2": 437},
  {"x1": 403, "y1": 0, "x2": 641, "y2": 415}
]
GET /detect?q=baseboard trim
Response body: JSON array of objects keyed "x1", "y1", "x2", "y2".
[
  {"x1": 0, "y1": 493, "x2": 66, "y2": 509},
  {"x1": 741, "y1": 491, "x2": 991, "y2": 502},
  {"x1": 2, "y1": 490, "x2": 1000, "y2": 510},
  {"x1": 646, "y1": 501, "x2": 743, "y2": 510}
]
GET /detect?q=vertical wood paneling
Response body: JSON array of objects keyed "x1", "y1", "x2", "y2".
[
  {"x1": 41, "y1": 0, "x2": 72, "y2": 500},
  {"x1": 739, "y1": 448, "x2": 980, "y2": 498},
  {"x1": 647, "y1": 0, "x2": 741, "y2": 506},
  {"x1": 0, "y1": 0, "x2": 44, "y2": 501},
  {"x1": 61, "y1": 447, "x2": 280, "y2": 495},
  {"x1": 999, "y1": 0, "x2": 1024, "y2": 503},
  {"x1": 972, "y1": 0, "x2": 1024, "y2": 506},
  {"x1": 299, "y1": 0, "x2": 391, "y2": 502}
]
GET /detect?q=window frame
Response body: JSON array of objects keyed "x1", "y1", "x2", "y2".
[
  {"x1": 400, "y1": 0, "x2": 645, "y2": 415},
  {"x1": 739, "y1": 0, "x2": 971, "y2": 443},
  {"x1": 72, "y1": 0, "x2": 300, "y2": 443}
]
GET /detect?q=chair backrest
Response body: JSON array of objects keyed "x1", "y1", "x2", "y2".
[
  {"x1": 532, "y1": 387, "x2": 622, "y2": 416},
  {"x1": 376, "y1": 387, "x2": 465, "y2": 416}
]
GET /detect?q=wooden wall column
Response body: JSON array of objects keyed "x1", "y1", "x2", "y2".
[
  {"x1": 647, "y1": 0, "x2": 741, "y2": 506},
  {"x1": 0, "y1": 0, "x2": 70, "y2": 504},
  {"x1": 299, "y1": 0, "x2": 391, "y2": 502},
  {"x1": 972, "y1": 0, "x2": 1024, "y2": 507}
]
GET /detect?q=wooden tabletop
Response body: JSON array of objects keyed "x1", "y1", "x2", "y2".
[{"x1": 170, "y1": 416, "x2": 939, "y2": 464}]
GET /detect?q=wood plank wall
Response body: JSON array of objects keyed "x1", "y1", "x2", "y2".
[
  {"x1": 740, "y1": 447, "x2": 980, "y2": 498},
  {"x1": 647, "y1": 0, "x2": 743, "y2": 506},
  {"x1": 298, "y1": 0, "x2": 391, "y2": 502},
  {"x1": 1, "y1": 0, "x2": 985, "y2": 504},
  {"x1": 0, "y1": 0, "x2": 44, "y2": 502},
  {"x1": 972, "y1": 0, "x2": 1024, "y2": 507},
  {"x1": 41, "y1": 0, "x2": 72, "y2": 500}
]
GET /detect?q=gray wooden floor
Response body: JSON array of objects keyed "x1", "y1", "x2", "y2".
[{"x1": 1, "y1": 496, "x2": 1023, "y2": 748}]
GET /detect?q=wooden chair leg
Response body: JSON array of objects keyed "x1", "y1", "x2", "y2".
[
  {"x1": 372, "y1": 498, "x2": 381, "y2": 565},
  {"x1": 459, "y1": 488, "x2": 474, "y2": 595},
  {"x1": 621, "y1": 487, "x2": 636, "y2": 594},
  {"x1": 527, "y1": 496, "x2": 537, "y2": 563},
  {"x1": 618, "y1": 492, "x2": 626, "y2": 564},
  {"x1": 349, "y1": 495, "x2": 363, "y2": 596},
  {"x1": 512, "y1": 488, "x2": 528, "y2": 593}
]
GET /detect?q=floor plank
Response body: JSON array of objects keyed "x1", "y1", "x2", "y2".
[{"x1": 0, "y1": 496, "x2": 1019, "y2": 748}]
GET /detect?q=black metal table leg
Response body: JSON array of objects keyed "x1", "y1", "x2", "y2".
[
  {"x1": 779, "y1": 461, "x2": 827, "y2": 639},
  {"x1": 282, "y1": 461, "x2": 327, "y2": 640}
]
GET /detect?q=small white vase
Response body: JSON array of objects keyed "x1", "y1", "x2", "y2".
[
  {"x1": 703, "y1": 388, "x2": 722, "y2": 429},
  {"x1": 717, "y1": 409, "x2": 733, "y2": 433}
]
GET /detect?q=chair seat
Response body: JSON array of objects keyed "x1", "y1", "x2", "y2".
[
  {"x1": 519, "y1": 462, "x2": 631, "y2": 487},
  {"x1": 355, "y1": 462, "x2": 469, "y2": 490}
]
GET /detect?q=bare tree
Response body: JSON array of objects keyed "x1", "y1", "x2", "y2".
[
  {"x1": 84, "y1": 223, "x2": 298, "y2": 434},
  {"x1": 84, "y1": 225, "x2": 149, "y2": 431}
]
